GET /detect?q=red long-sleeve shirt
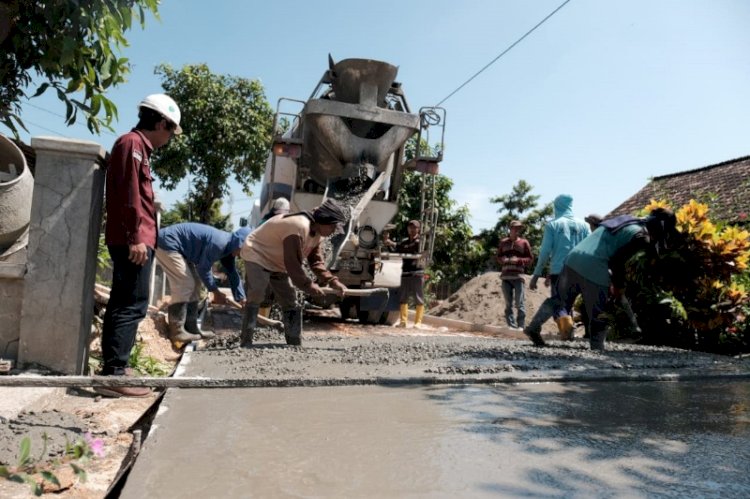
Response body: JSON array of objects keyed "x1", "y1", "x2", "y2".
[
  {"x1": 105, "y1": 129, "x2": 157, "y2": 248},
  {"x1": 496, "y1": 236, "x2": 533, "y2": 279}
]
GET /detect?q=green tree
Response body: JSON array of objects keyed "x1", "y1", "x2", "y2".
[
  {"x1": 160, "y1": 197, "x2": 231, "y2": 230},
  {"x1": 396, "y1": 138, "x2": 483, "y2": 284},
  {"x1": 477, "y1": 180, "x2": 553, "y2": 270},
  {"x1": 0, "y1": 0, "x2": 160, "y2": 137},
  {"x1": 150, "y1": 63, "x2": 274, "y2": 224}
]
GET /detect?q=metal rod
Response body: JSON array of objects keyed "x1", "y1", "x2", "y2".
[{"x1": 1, "y1": 371, "x2": 749, "y2": 389}]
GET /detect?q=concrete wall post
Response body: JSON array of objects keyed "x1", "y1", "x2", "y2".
[{"x1": 18, "y1": 137, "x2": 106, "y2": 374}]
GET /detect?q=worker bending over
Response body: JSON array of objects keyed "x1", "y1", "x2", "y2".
[
  {"x1": 156, "y1": 223, "x2": 251, "y2": 343},
  {"x1": 239, "y1": 199, "x2": 348, "y2": 346}
]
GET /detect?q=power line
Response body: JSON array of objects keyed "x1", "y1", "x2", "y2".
[
  {"x1": 24, "y1": 100, "x2": 118, "y2": 137},
  {"x1": 435, "y1": 0, "x2": 573, "y2": 107},
  {"x1": 22, "y1": 119, "x2": 70, "y2": 137}
]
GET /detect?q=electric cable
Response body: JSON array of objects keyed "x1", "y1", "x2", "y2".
[
  {"x1": 21, "y1": 119, "x2": 69, "y2": 137},
  {"x1": 435, "y1": 0, "x2": 573, "y2": 107},
  {"x1": 24, "y1": 100, "x2": 118, "y2": 137}
]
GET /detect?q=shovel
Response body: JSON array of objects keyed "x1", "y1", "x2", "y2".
[
  {"x1": 226, "y1": 298, "x2": 283, "y2": 328},
  {"x1": 319, "y1": 287, "x2": 389, "y2": 297}
]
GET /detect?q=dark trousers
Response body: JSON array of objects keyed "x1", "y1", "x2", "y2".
[
  {"x1": 101, "y1": 245, "x2": 153, "y2": 375},
  {"x1": 399, "y1": 274, "x2": 425, "y2": 305},
  {"x1": 558, "y1": 266, "x2": 610, "y2": 349}
]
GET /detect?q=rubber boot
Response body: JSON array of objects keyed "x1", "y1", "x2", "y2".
[
  {"x1": 240, "y1": 304, "x2": 259, "y2": 347},
  {"x1": 167, "y1": 303, "x2": 201, "y2": 345},
  {"x1": 283, "y1": 308, "x2": 303, "y2": 346},
  {"x1": 522, "y1": 324, "x2": 546, "y2": 347},
  {"x1": 398, "y1": 303, "x2": 408, "y2": 328},
  {"x1": 590, "y1": 328, "x2": 608, "y2": 351},
  {"x1": 259, "y1": 306, "x2": 271, "y2": 318},
  {"x1": 558, "y1": 315, "x2": 574, "y2": 341},
  {"x1": 185, "y1": 301, "x2": 215, "y2": 339},
  {"x1": 414, "y1": 304, "x2": 425, "y2": 328}
]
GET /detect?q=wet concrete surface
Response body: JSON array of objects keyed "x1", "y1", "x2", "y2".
[
  {"x1": 116, "y1": 314, "x2": 750, "y2": 498},
  {"x1": 121, "y1": 380, "x2": 750, "y2": 498}
]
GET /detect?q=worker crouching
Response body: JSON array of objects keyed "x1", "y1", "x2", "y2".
[{"x1": 239, "y1": 199, "x2": 348, "y2": 346}]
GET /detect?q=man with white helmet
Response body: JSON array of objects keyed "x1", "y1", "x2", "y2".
[{"x1": 98, "y1": 93, "x2": 182, "y2": 398}]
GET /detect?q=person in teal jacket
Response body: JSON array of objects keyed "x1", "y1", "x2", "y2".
[
  {"x1": 531, "y1": 208, "x2": 677, "y2": 350},
  {"x1": 524, "y1": 194, "x2": 590, "y2": 343}
]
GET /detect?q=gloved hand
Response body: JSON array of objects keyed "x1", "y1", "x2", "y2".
[{"x1": 529, "y1": 275, "x2": 539, "y2": 290}]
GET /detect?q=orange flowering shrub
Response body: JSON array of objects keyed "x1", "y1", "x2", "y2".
[{"x1": 624, "y1": 199, "x2": 750, "y2": 353}]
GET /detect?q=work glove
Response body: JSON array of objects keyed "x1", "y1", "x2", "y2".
[{"x1": 529, "y1": 275, "x2": 539, "y2": 290}]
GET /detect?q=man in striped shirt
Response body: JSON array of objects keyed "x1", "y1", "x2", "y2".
[{"x1": 496, "y1": 220, "x2": 533, "y2": 330}]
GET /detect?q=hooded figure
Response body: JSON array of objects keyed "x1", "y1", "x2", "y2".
[
  {"x1": 524, "y1": 194, "x2": 591, "y2": 342},
  {"x1": 156, "y1": 223, "x2": 252, "y2": 343},
  {"x1": 532, "y1": 194, "x2": 591, "y2": 278}
]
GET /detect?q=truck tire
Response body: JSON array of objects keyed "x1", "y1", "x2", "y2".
[
  {"x1": 379, "y1": 310, "x2": 400, "y2": 326},
  {"x1": 339, "y1": 297, "x2": 357, "y2": 320},
  {"x1": 357, "y1": 309, "x2": 383, "y2": 325}
]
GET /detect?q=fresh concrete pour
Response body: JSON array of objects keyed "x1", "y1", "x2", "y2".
[
  {"x1": 120, "y1": 320, "x2": 750, "y2": 497},
  {"x1": 122, "y1": 382, "x2": 750, "y2": 498}
]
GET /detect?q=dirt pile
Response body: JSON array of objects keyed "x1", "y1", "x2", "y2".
[{"x1": 429, "y1": 272, "x2": 559, "y2": 334}]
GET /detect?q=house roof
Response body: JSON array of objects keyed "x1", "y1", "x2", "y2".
[{"x1": 608, "y1": 155, "x2": 750, "y2": 224}]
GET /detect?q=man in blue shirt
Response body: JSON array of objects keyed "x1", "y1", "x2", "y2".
[{"x1": 155, "y1": 223, "x2": 251, "y2": 343}]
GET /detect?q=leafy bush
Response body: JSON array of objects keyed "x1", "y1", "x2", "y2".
[{"x1": 620, "y1": 199, "x2": 750, "y2": 354}]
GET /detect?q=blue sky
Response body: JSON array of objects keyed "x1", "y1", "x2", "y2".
[{"x1": 12, "y1": 0, "x2": 750, "y2": 231}]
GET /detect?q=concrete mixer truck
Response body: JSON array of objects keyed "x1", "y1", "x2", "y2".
[{"x1": 252, "y1": 56, "x2": 445, "y2": 325}]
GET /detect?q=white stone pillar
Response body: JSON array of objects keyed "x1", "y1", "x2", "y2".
[{"x1": 18, "y1": 137, "x2": 106, "y2": 374}]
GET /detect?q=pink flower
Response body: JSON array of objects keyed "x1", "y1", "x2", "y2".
[
  {"x1": 84, "y1": 432, "x2": 105, "y2": 458},
  {"x1": 739, "y1": 212, "x2": 748, "y2": 220}
]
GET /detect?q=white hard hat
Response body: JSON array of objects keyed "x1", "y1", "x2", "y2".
[{"x1": 138, "y1": 94, "x2": 182, "y2": 134}]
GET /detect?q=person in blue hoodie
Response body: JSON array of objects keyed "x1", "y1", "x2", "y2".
[
  {"x1": 524, "y1": 194, "x2": 590, "y2": 346},
  {"x1": 155, "y1": 223, "x2": 252, "y2": 343}
]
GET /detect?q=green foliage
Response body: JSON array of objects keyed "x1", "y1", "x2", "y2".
[
  {"x1": 476, "y1": 180, "x2": 553, "y2": 271},
  {"x1": 0, "y1": 432, "x2": 102, "y2": 495},
  {"x1": 96, "y1": 232, "x2": 111, "y2": 285},
  {"x1": 150, "y1": 63, "x2": 274, "y2": 224},
  {"x1": 1, "y1": 0, "x2": 160, "y2": 137},
  {"x1": 407, "y1": 140, "x2": 480, "y2": 282},
  {"x1": 396, "y1": 137, "x2": 482, "y2": 284},
  {"x1": 727, "y1": 271, "x2": 750, "y2": 352},
  {"x1": 619, "y1": 200, "x2": 750, "y2": 354},
  {"x1": 129, "y1": 341, "x2": 171, "y2": 376},
  {"x1": 161, "y1": 196, "x2": 231, "y2": 230}
]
